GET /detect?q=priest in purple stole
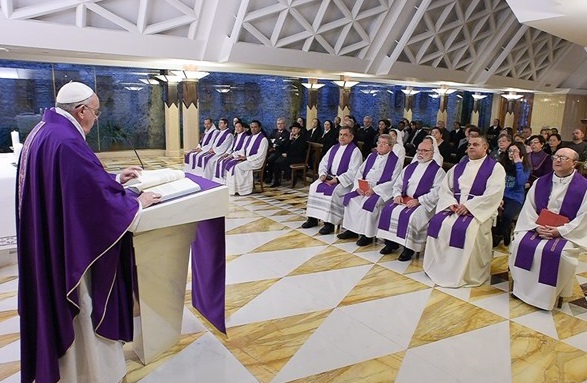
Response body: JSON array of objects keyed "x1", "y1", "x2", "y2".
[
  {"x1": 212, "y1": 120, "x2": 248, "y2": 184},
  {"x1": 377, "y1": 137, "x2": 446, "y2": 260},
  {"x1": 509, "y1": 148, "x2": 587, "y2": 310},
  {"x1": 188, "y1": 118, "x2": 234, "y2": 177},
  {"x1": 302, "y1": 126, "x2": 363, "y2": 234},
  {"x1": 424, "y1": 136, "x2": 505, "y2": 287},
  {"x1": 338, "y1": 134, "x2": 404, "y2": 245},
  {"x1": 184, "y1": 117, "x2": 218, "y2": 170},
  {"x1": 225, "y1": 120, "x2": 268, "y2": 196},
  {"x1": 17, "y1": 82, "x2": 161, "y2": 383}
]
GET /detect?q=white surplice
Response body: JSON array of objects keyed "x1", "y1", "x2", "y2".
[
  {"x1": 184, "y1": 125, "x2": 218, "y2": 170},
  {"x1": 211, "y1": 131, "x2": 248, "y2": 184},
  {"x1": 305, "y1": 144, "x2": 363, "y2": 225},
  {"x1": 226, "y1": 133, "x2": 268, "y2": 196},
  {"x1": 341, "y1": 151, "x2": 404, "y2": 237},
  {"x1": 189, "y1": 129, "x2": 234, "y2": 177},
  {"x1": 509, "y1": 171, "x2": 587, "y2": 310},
  {"x1": 377, "y1": 160, "x2": 446, "y2": 251},
  {"x1": 424, "y1": 156, "x2": 505, "y2": 287}
]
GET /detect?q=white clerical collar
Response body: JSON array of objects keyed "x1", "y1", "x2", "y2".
[
  {"x1": 377, "y1": 151, "x2": 389, "y2": 159},
  {"x1": 553, "y1": 170, "x2": 575, "y2": 184},
  {"x1": 469, "y1": 155, "x2": 486, "y2": 164},
  {"x1": 55, "y1": 107, "x2": 86, "y2": 141}
]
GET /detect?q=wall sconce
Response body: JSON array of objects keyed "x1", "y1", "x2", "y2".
[
  {"x1": 171, "y1": 70, "x2": 210, "y2": 81},
  {"x1": 359, "y1": 89, "x2": 379, "y2": 96},
  {"x1": 472, "y1": 92, "x2": 487, "y2": 100},
  {"x1": 139, "y1": 78, "x2": 159, "y2": 85},
  {"x1": 501, "y1": 91, "x2": 523, "y2": 101},
  {"x1": 124, "y1": 86, "x2": 143, "y2": 91},
  {"x1": 401, "y1": 87, "x2": 420, "y2": 95},
  {"x1": 301, "y1": 79, "x2": 325, "y2": 90},
  {"x1": 332, "y1": 79, "x2": 359, "y2": 88},
  {"x1": 428, "y1": 93, "x2": 440, "y2": 99},
  {"x1": 432, "y1": 85, "x2": 455, "y2": 96},
  {"x1": 215, "y1": 85, "x2": 231, "y2": 93}
]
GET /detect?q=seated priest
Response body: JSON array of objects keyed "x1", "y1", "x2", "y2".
[
  {"x1": 189, "y1": 118, "x2": 233, "y2": 177},
  {"x1": 337, "y1": 134, "x2": 404, "y2": 246},
  {"x1": 212, "y1": 120, "x2": 249, "y2": 183},
  {"x1": 509, "y1": 148, "x2": 587, "y2": 310},
  {"x1": 424, "y1": 136, "x2": 505, "y2": 287},
  {"x1": 377, "y1": 137, "x2": 446, "y2": 260},
  {"x1": 225, "y1": 120, "x2": 268, "y2": 196},
  {"x1": 301, "y1": 126, "x2": 363, "y2": 234},
  {"x1": 184, "y1": 117, "x2": 218, "y2": 170}
]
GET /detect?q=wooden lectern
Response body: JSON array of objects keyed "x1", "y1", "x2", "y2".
[{"x1": 131, "y1": 184, "x2": 228, "y2": 364}]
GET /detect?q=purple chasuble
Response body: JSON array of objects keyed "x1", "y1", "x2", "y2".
[
  {"x1": 378, "y1": 160, "x2": 439, "y2": 237},
  {"x1": 230, "y1": 133, "x2": 265, "y2": 175},
  {"x1": 514, "y1": 171, "x2": 587, "y2": 286},
  {"x1": 427, "y1": 156, "x2": 497, "y2": 249},
  {"x1": 316, "y1": 143, "x2": 357, "y2": 196},
  {"x1": 17, "y1": 109, "x2": 138, "y2": 383},
  {"x1": 342, "y1": 152, "x2": 398, "y2": 211}
]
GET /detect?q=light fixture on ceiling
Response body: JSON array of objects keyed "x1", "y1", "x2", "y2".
[
  {"x1": 124, "y1": 86, "x2": 143, "y2": 91},
  {"x1": 432, "y1": 85, "x2": 456, "y2": 96},
  {"x1": 332, "y1": 77, "x2": 359, "y2": 89},
  {"x1": 401, "y1": 86, "x2": 419, "y2": 96},
  {"x1": 301, "y1": 78, "x2": 325, "y2": 90},
  {"x1": 472, "y1": 92, "x2": 487, "y2": 100},
  {"x1": 501, "y1": 91, "x2": 523, "y2": 101},
  {"x1": 154, "y1": 73, "x2": 182, "y2": 83},
  {"x1": 215, "y1": 85, "x2": 231, "y2": 93},
  {"x1": 0, "y1": 68, "x2": 19, "y2": 79},
  {"x1": 359, "y1": 89, "x2": 379, "y2": 96},
  {"x1": 386, "y1": 90, "x2": 394, "y2": 94},
  {"x1": 428, "y1": 93, "x2": 440, "y2": 99},
  {"x1": 139, "y1": 78, "x2": 159, "y2": 85},
  {"x1": 171, "y1": 70, "x2": 210, "y2": 81}
]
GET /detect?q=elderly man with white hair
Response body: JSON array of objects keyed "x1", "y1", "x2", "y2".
[
  {"x1": 377, "y1": 136, "x2": 446, "y2": 260},
  {"x1": 509, "y1": 147, "x2": 587, "y2": 310},
  {"x1": 337, "y1": 134, "x2": 405, "y2": 246}
]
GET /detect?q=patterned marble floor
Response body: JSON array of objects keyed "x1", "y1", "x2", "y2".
[{"x1": 2, "y1": 157, "x2": 587, "y2": 382}]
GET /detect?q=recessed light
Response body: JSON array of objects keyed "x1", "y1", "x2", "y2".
[{"x1": 0, "y1": 47, "x2": 9, "y2": 52}]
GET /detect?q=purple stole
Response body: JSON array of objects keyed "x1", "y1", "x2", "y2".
[
  {"x1": 228, "y1": 133, "x2": 264, "y2": 175},
  {"x1": 185, "y1": 128, "x2": 216, "y2": 165},
  {"x1": 215, "y1": 133, "x2": 247, "y2": 178},
  {"x1": 427, "y1": 156, "x2": 497, "y2": 249},
  {"x1": 514, "y1": 171, "x2": 587, "y2": 286},
  {"x1": 196, "y1": 129, "x2": 231, "y2": 169},
  {"x1": 342, "y1": 152, "x2": 399, "y2": 212},
  {"x1": 378, "y1": 161, "x2": 440, "y2": 238},
  {"x1": 201, "y1": 128, "x2": 216, "y2": 147},
  {"x1": 316, "y1": 143, "x2": 357, "y2": 196}
]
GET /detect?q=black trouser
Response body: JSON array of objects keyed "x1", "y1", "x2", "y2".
[{"x1": 493, "y1": 198, "x2": 522, "y2": 244}]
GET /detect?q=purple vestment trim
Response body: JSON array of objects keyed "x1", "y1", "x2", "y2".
[
  {"x1": 316, "y1": 182, "x2": 337, "y2": 196},
  {"x1": 343, "y1": 191, "x2": 359, "y2": 206},
  {"x1": 514, "y1": 231, "x2": 541, "y2": 270},
  {"x1": 201, "y1": 129, "x2": 216, "y2": 146},
  {"x1": 316, "y1": 143, "x2": 356, "y2": 196},
  {"x1": 230, "y1": 133, "x2": 265, "y2": 175},
  {"x1": 535, "y1": 172, "x2": 587, "y2": 220},
  {"x1": 362, "y1": 152, "x2": 377, "y2": 178},
  {"x1": 362, "y1": 193, "x2": 380, "y2": 212},
  {"x1": 378, "y1": 202, "x2": 400, "y2": 231},
  {"x1": 342, "y1": 152, "x2": 398, "y2": 206},
  {"x1": 395, "y1": 206, "x2": 418, "y2": 238},
  {"x1": 427, "y1": 210, "x2": 451, "y2": 238},
  {"x1": 453, "y1": 155, "x2": 496, "y2": 200},
  {"x1": 449, "y1": 214, "x2": 474, "y2": 249},
  {"x1": 539, "y1": 237, "x2": 567, "y2": 286},
  {"x1": 402, "y1": 161, "x2": 440, "y2": 198},
  {"x1": 215, "y1": 129, "x2": 231, "y2": 146}
]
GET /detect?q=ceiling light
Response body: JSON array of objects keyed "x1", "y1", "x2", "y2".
[
  {"x1": 472, "y1": 92, "x2": 487, "y2": 100},
  {"x1": 432, "y1": 85, "x2": 456, "y2": 95},
  {"x1": 0, "y1": 68, "x2": 19, "y2": 79},
  {"x1": 124, "y1": 86, "x2": 143, "y2": 91},
  {"x1": 429, "y1": 93, "x2": 440, "y2": 99},
  {"x1": 501, "y1": 91, "x2": 523, "y2": 101},
  {"x1": 154, "y1": 74, "x2": 182, "y2": 83},
  {"x1": 171, "y1": 70, "x2": 210, "y2": 80},
  {"x1": 401, "y1": 87, "x2": 419, "y2": 96},
  {"x1": 359, "y1": 89, "x2": 379, "y2": 95},
  {"x1": 332, "y1": 80, "x2": 359, "y2": 89},
  {"x1": 139, "y1": 78, "x2": 159, "y2": 85},
  {"x1": 215, "y1": 85, "x2": 231, "y2": 93},
  {"x1": 301, "y1": 82, "x2": 325, "y2": 90}
]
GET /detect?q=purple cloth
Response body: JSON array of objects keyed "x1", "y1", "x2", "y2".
[
  {"x1": 396, "y1": 206, "x2": 419, "y2": 239},
  {"x1": 230, "y1": 133, "x2": 265, "y2": 175},
  {"x1": 534, "y1": 171, "x2": 587, "y2": 220},
  {"x1": 427, "y1": 210, "x2": 451, "y2": 238},
  {"x1": 17, "y1": 109, "x2": 138, "y2": 383},
  {"x1": 214, "y1": 129, "x2": 231, "y2": 146},
  {"x1": 201, "y1": 128, "x2": 216, "y2": 146},
  {"x1": 378, "y1": 202, "x2": 401, "y2": 231},
  {"x1": 514, "y1": 231, "x2": 541, "y2": 270},
  {"x1": 449, "y1": 214, "x2": 474, "y2": 249},
  {"x1": 317, "y1": 143, "x2": 358, "y2": 196}
]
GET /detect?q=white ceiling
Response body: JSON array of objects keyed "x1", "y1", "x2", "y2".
[{"x1": 0, "y1": 0, "x2": 586, "y2": 93}]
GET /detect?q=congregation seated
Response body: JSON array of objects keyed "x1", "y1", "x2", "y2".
[
  {"x1": 337, "y1": 134, "x2": 404, "y2": 246},
  {"x1": 377, "y1": 137, "x2": 446, "y2": 260},
  {"x1": 527, "y1": 135, "x2": 552, "y2": 187},
  {"x1": 270, "y1": 123, "x2": 307, "y2": 187},
  {"x1": 318, "y1": 119, "x2": 338, "y2": 158},
  {"x1": 223, "y1": 120, "x2": 268, "y2": 196},
  {"x1": 301, "y1": 126, "x2": 363, "y2": 234},
  {"x1": 184, "y1": 118, "x2": 217, "y2": 170},
  {"x1": 544, "y1": 133, "x2": 562, "y2": 155},
  {"x1": 509, "y1": 148, "x2": 587, "y2": 310},
  {"x1": 563, "y1": 128, "x2": 587, "y2": 161},
  {"x1": 489, "y1": 134, "x2": 511, "y2": 162},
  {"x1": 264, "y1": 117, "x2": 290, "y2": 185},
  {"x1": 423, "y1": 136, "x2": 506, "y2": 287},
  {"x1": 187, "y1": 118, "x2": 233, "y2": 177},
  {"x1": 211, "y1": 120, "x2": 248, "y2": 183}
]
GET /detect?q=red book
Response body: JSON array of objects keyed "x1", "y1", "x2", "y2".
[
  {"x1": 536, "y1": 208, "x2": 569, "y2": 227},
  {"x1": 358, "y1": 179, "x2": 370, "y2": 192}
]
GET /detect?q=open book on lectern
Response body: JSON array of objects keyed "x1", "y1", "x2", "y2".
[{"x1": 125, "y1": 168, "x2": 201, "y2": 202}]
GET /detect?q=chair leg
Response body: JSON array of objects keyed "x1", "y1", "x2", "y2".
[
  {"x1": 557, "y1": 296, "x2": 563, "y2": 308},
  {"x1": 302, "y1": 170, "x2": 307, "y2": 186}
]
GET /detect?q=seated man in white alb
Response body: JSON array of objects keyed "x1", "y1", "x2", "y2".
[
  {"x1": 509, "y1": 148, "x2": 587, "y2": 310},
  {"x1": 337, "y1": 134, "x2": 404, "y2": 246},
  {"x1": 184, "y1": 117, "x2": 217, "y2": 170},
  {"x1": 189, "y1": 118, "x2": 233, "y2": 177},
  {"x1": 377, "y1": 137, "x2": 446, "y2": 260},
  {"x1": 424, "y1": 136, "x2": 505, "y2": 287},
  {"x1": 301, "y1": 126, "x2": 363, "y2": 234},
  {"x1": 225, "y1": 120, "x2": 268, "y2": 196},
  {"x1": 212, "y1": 120, "x2": 249, "y2": 183}
]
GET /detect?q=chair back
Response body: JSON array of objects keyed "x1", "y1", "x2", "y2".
[{"x1": 307, "y1": 142, "x2": 323, "y2": 180}]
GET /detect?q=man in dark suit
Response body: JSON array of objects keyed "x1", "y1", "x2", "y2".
[
  {"x1": 355, "y1": 115, "x2": 377, "y2": 158},
  {"x1": 271, "y1": 123, "x2": 308, "y2": 187},
  {"x1": 404, "y1": 120, "x2": 428, "y2": 156},
  {"x1": 265, "y1": 117, "x2": 290, "y2": 184},
  {"x1": 306, "y1": 117, "x2": 323, "y2": 143}
]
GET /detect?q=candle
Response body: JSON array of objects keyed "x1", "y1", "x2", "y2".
[{"x1": 11, "y1": 130, "x2": 20, "y2": 148}]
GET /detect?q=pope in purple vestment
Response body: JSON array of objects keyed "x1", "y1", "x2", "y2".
[{"x1": 17, "y1": 82, "x2": 160, "y2": 383}]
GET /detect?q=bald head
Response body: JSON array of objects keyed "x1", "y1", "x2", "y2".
[{"x1": 552, "y1": 147, "x2": 578, "y2": 177}]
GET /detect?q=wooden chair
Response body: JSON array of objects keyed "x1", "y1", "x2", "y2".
[
  {"x1": 290, "y1": 142, "x2": 323, "y2": 187},
  {"x1": 253, "y1": 157, "x2": 267, "y2": 192}
]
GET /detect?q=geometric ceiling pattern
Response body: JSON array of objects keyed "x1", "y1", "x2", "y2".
[{"x1": 0, "y1": 0, "x2": 586, "y2": 91}]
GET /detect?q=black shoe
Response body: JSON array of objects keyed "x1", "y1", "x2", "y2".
[
  {"x1": 337, "y1": 230, "x2": 358, "y2": 239},
  {"x1": 270, "y1": 182, "x2": 281, "y2": 188},
  {"x1": 301, "y1": 217, "x2": 318, "y2": 229},
  {"x1": 503, "y1": 229, "x2": 511, "y2": 246},
  {"x1": 264, "y1": 177, "x2": 273, "y2": 184},
  {"x1": 492, "y1": 235, "x2": 502, "y2": 248},
  {"x1": 398, "y1": 248, "x2": 415, "y2": 262},
  {"x1": 318, "y1": 223, "x2": 334, "y2": 235},
  {"x1": 356, "y1": 235, "x2": 373, "y2": 246},
  {"x1": 380, "y1": 245, "x2": 395, "y2": 255}
]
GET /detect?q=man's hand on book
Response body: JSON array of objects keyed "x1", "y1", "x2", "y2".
[
  {"x1": 120, "y1": 166, "x2": 142, "y2": 184},
  {"x1": 137, "y1": 191, "x2": 162, "y2": 208}
]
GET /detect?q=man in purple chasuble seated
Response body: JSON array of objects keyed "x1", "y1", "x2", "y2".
[
  {"x1": 301, "y1": 126, "x2": 363, "y2": 235},
  {"x1": 509, "y1": 148, "x2": 587, "y2": 310},
  {"x1": 377, "y1": 137, "x2": 446, "y2": 261},
  {"x1": 424, "y1": 136, "x2": 505, "y2": 287},
  {"x1": 337, "y1": 134, "x2": 404, "y2": 246},
  {"x1": 17, "y1": 82, "x2": 161, "y2": 383}
]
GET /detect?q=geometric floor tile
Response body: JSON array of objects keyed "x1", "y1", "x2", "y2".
[
  {"x1": 511, "y1": 311, "x2": 559, "y2": 340},
  {"x1": 288, "y1": 245, "x2": 371, "y2": 276},
  {"x1": 226, "y1": 230, "x2": 289, "y2": 255}
]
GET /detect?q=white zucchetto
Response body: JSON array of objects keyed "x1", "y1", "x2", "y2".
[{"x1": 56, "y1": 82, "x2": 94, "y2": 104}]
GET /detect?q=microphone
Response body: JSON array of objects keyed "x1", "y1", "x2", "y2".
[{"x1": 133, "y1": 148, "x2": 145, "y2": 170}]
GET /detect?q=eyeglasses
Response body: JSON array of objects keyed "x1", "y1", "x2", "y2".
[
  {"x1": 77, "y1": 104, "x2": 101, "y2": 118},
  {"x1": 552, "y1": 155, "x2": 573, "y2": 162},
  {"x1": 529, "y1": 140, "x2": 540, "y2": 145}
]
